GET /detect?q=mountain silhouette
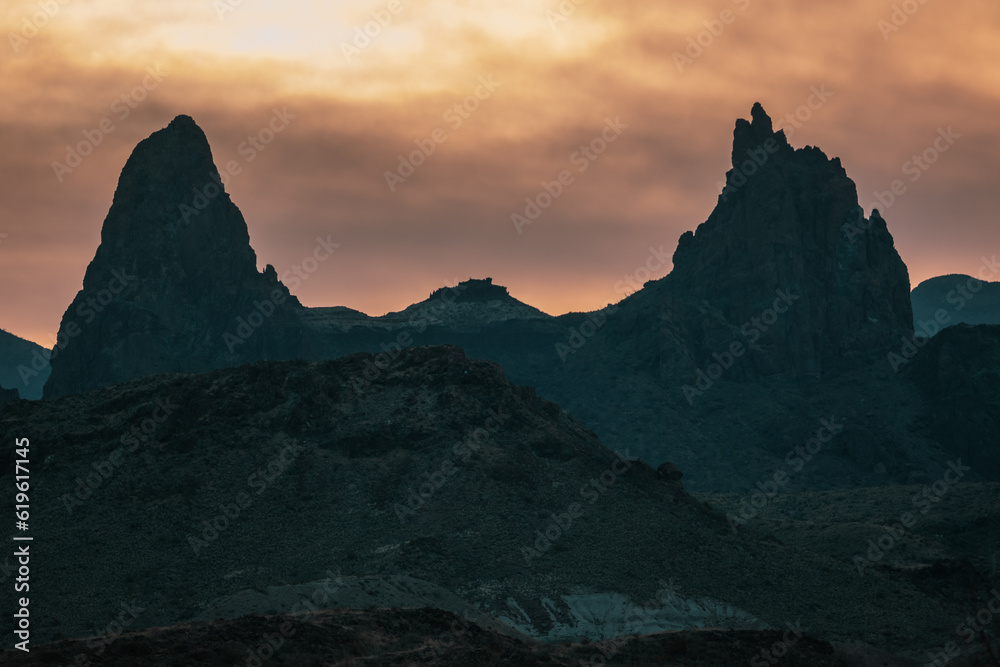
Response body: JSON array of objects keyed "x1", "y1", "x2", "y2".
[{"x1": 43, "y1": 116, "x2": 305, "y2": 399}]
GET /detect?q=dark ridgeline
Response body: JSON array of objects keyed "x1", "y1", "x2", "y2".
[{"x1": 43, "y1": 115, "x2": 304, "y2": 399}]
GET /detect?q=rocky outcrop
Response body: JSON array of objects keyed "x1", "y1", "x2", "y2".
[
  {"x1": 380, "y1": 277, "x2": 551, "y2": 331},
  {"x1": 43, "y1": 116, "x2": 305, "y2": 398},
  {"x1": 652, "y1": 103, "x2": 913, "y2": 379}
]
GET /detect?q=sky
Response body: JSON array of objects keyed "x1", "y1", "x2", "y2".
[{"x1": 1, "y1": 0, "x2": 998, "y2": 347}]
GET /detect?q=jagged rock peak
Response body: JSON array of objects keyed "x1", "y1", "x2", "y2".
[
  {"x1": 656, "y1": 104, "x2": 913, "y2": 378},
  {"x1": 731, "y1": 102, "x2": 790, "y2": 167}
]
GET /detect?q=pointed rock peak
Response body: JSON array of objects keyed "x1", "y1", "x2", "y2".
[
  {"x1": 732, "y1": 102, "x2": 787, "y2": 167},
  {"x1": 750, "y1": 102, "x2": 772, "y2": 133},
  {"x1": 130, "y1": 115, "x2": 213, "y2": 163},
  {"x1": 105, "y1": 115, "x2": 233, "y2": 242},
  {"x1": 168, "y1": 114, "x2": 199, "y2": 129},
  {"x1": 44, "y1": 115, "x2": 304, "y2": 399}
]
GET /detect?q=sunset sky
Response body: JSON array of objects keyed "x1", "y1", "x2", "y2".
[{"x1": 2, "y1": 0, "x2": 998, "y2": 347}]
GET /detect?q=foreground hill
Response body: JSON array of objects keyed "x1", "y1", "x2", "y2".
[
  {"x1": 0, "y1": 345, "x2": 986, "y2": 659},
  {"x1": 0, "y1": 607, "x2": 916, "y2": 666}
]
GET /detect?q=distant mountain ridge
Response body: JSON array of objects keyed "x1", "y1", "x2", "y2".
[
  {"x1": 911, "y1": 272, "x2": 1000, "y2": 328},
  {"x1": 383, "y1": 277, "x2": 550, "y2": 329},
  {"x1": 0, "y1": 328, "x2": 50, "y2": 399}
]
